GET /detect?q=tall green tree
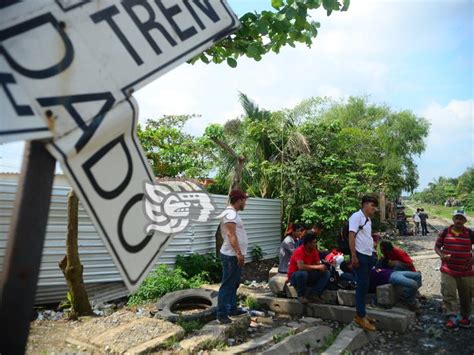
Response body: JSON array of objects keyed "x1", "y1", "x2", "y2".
[
  {"x1": 137, "y1": 115, "x2": 215, "y2": 178},
  {"x1": 205, "y1": 95, "x2": 429, "y2": 246}
]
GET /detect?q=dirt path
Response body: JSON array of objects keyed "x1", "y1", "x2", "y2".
[{"x1": 356, "y1": 217, "x2": 474, "y2": 355}]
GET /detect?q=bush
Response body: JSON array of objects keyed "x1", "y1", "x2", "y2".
[
  {"x1": 175, "y1": 253, "x2": 222, "y2": 283},
  {"x1": 127, "y1": 265, "x2": 207, "y2": 306},
  {"x1": 244, "y1": 296, "x2": 263, "y2": 311},
  {"x1": 250, "y1": 245, "x2": 264, "y2": 262}
]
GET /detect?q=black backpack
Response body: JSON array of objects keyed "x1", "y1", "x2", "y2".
[{"x1": 337, "y1": 223, "x2": 351, "y2": 255}]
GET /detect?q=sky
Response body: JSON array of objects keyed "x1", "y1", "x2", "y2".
[{"x1": 1, "y1": 0, "x2": 473, "y2": 191}]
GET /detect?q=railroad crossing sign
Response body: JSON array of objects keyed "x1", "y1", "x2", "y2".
[{"x1": 0, "y1": 0, "x2": 239, "y2": 291}]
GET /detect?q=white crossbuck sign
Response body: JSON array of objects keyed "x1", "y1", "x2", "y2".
[{"x1": 0, "y1": 0, "x2": 240, "y2": 292}]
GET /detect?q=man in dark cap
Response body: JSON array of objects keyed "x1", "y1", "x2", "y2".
[{"x1": 217, "y1": 189, "x2": 249, "y2": 324}]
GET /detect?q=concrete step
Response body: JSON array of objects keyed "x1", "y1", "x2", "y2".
[
  {"x1": 223, "y1": 316, "x2": 323, "y2": 354},
  {"x1": 253, "y1": 296, "x2": 411, "y2": 333},
  {"x1": 306, "y1": 303, "x2": 410, "y2": 333},
  {"x1": 179, "y1": 314, "x2": 250, "y2": 353},
  {"x1": 262, "y1": 325, "x2": 332, "y2": 355},
  {"x1": 321, "y1": 324, "x2": 369, "y2": 354}
]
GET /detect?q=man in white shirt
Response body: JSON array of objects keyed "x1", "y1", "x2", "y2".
[
  {"x1": 349, "y1": 195, "x2": 378, "y2": 331},
  {"x1": 413, "y1": 209, "x2": 421, "y2": 235},
  {"x1": 217, "y1": 189, "x2": 249, "y2": 324}
]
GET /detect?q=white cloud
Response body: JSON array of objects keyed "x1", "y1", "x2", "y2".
[
  {"x1": 422, "y1": 100, "x2": 474, "y2": 145},
  {"x1": 415, "y1": 99, "x2": 474, "y2": 189}
]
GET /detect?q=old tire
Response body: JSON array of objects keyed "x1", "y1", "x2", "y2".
[{"x1": 155, "y1": 288, "x2": 218, "y2": 323}]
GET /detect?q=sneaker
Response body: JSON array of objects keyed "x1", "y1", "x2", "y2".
[
  {"x1": 354, "y1": 315, "x2": 376, "y2": 331},
  {"x1": 445, "y1": 316, "x2": 457, "y2": 329},
  {"x1": 297, "y1": 296, "x2": 309, "y2": 304},
  {"x1": 229, "y1": 308, "x2": 248, "y2": 316},
  {"x1": 459, "y1": 317, "x2": 472, "y2": 328},
  {"x1": 217, "y1": 316, "x2": 232, "y2": 324}
]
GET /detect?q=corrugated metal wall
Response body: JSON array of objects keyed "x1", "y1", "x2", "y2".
[{"x1": 0, "y1": 181, "x2": 281, "y2": 304}]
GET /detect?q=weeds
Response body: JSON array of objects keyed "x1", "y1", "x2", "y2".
[
  {"x1": 250, "y1": 245, "x2": 265, "y2": 262},
  {"x1": 176, "y1": 253, "x2": 222, "y2": 283},
  {"x1": 127, "y1": 265, "x2": 207, "y2": 306},
  {"x1": 319, "y1": 327, "x2": 343, "y2": 352},
  {"x1": 160, "y1": 336, "x2": 180, "y2": 350},
  {"x1": 243, "y1": 296, "x2": 263, "y2": 311},
  {"x1": 177, "y1": 319, "x2": 204, "y2": 335},
  {"x1": 199, "y1": 339, "x2": 227, "y2": 351}
]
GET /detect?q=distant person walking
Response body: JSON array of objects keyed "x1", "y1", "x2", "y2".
[
  {"x1": 413, "y1": 209, "x2": 421, "y2": 235},
  {"x1": 349, "y1": 195, "x2": 379, "y2": 331},
  {"x1": 217, "y1": 189, "x2": 249, "y2": 324},
  {"x1": 434, "y1": 210, "x2": 474, "y2": 329},
  {"x1": 419, "y1": 208, "x2": 429, "y2": 236}
]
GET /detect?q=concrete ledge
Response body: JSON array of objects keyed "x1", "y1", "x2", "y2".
[
  {"x1": 269, "y1": 267, "x2": 279, "y2": 279},
  {"x1": 305, "y1": 304, "x2": 409, "y2": 333},
  {"x1": 180, "y1": 315, "x2": 250, "y2": 352},
  {"x1": 376, "y1": 284, "x2": 397, "y2": 307},
  {"x1": 255, "y1": 296, "x2": 305, "y2": 316},
  {"x1": 269, "y1": 274, "x2": 287, "y2": 295},
  {"x1": 322, "y1": 324, "x2": 369, "y2": 354},
  {"x1": 227, "y1": 317, "x2": 324, "y2": 354},
  {"x1": 337, "y1": 289, "x2": 356, "y2": 307},
  {"x1": 321, "y1": 290, "x2": 338, "y2": 304},
  {"x1": 225, "y1": 326, "x2": 293, "y2": 354}
]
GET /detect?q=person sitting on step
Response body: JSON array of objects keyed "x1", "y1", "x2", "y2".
[{"x1": 287, "y1": 231, "x2": 330, "y2": 304}]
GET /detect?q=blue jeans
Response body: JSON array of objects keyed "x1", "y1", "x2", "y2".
[
  {"x1": 217, "y1": 253, "x2": 241, "y2": 317},
  {"x1": 389, "y1": 271, "x2": 422, "y2": 304},
  {"x1": 354, "y1": 252, "x2": 376, "y2": 317},
  {"x1": 290, "y1": 270, "x2": 330, "y2": 297}
]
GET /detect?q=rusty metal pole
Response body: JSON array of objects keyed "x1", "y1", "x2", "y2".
[{"x1": 0, "y1": 140, "x2": 56, "y2": 355}]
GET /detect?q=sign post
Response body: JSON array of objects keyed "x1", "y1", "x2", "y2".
[{"x1": 0, "y1": 141, "x2": 56, "y2": 354}]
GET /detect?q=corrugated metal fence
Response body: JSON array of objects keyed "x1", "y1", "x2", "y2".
[{"x1": 0, "y1": 181, "x2": 281, "y2": 304}]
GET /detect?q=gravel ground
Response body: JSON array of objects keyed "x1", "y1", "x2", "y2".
[{"x1": 355, "y1": 217, "x2": 474, "y2": 355}]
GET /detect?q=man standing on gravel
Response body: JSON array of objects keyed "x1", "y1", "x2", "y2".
[
  {"x1": 419, "y1": 208, "x2": 429, "y2": 235},
  {"x1": 434, "y1": 210, "x2": 474, "y2": 329},
  {"x1": 217, "y1": 189, "x2": 249, "y2": 324},
  {"x1": 349, "y1": 195, "x2": 379, "y2": 331}
]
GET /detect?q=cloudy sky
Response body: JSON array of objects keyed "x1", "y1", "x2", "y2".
[{"x1": 1, "y1": 0, "x2": 472, "y2": 191}]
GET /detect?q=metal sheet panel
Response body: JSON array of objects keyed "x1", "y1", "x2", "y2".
[{"x1": 0, "y1": 181, "x2": 281, "y2": 304}]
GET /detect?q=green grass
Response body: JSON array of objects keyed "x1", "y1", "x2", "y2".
[
  {"x1": 177, "y1": 319, "x2": 205, "y2": 335},
  {"x1": 199, "y1": 339, "x2": 227, "y2": 351},
  {"x1": 244, "y1": 296, "x2": 263, "y2": 311},
  {"x1": 318, "y1": 327, "x2": 343, "y2": 353}
]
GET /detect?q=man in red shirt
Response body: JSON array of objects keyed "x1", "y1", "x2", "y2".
[
  {"x1": 435, "y1": 210, "x2": 474, "y2": 329},
  {"x1": 287, "y1": 231, "x2": 330, "y2": 303},
  {"x1": 380, "y1": 241, "x2": 416, "y2": 272}
]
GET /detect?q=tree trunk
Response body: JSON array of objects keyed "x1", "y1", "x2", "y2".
[{"x1": 59, "y1": 190, "x2": 92, "y2": 318}]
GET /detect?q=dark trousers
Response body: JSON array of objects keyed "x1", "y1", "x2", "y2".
[
  {"x1": 421, "y1": 222, "x2": 428, "y2": 236},
  {"x1": 353, "y1": 252, "x2": 376, "y2": 317},
  {"x1": 217, "y1": 253, "x2": 241, "y2": 317},
  {"x1": 290, "y1": 270, "x2": 330, "y2": 297}
]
